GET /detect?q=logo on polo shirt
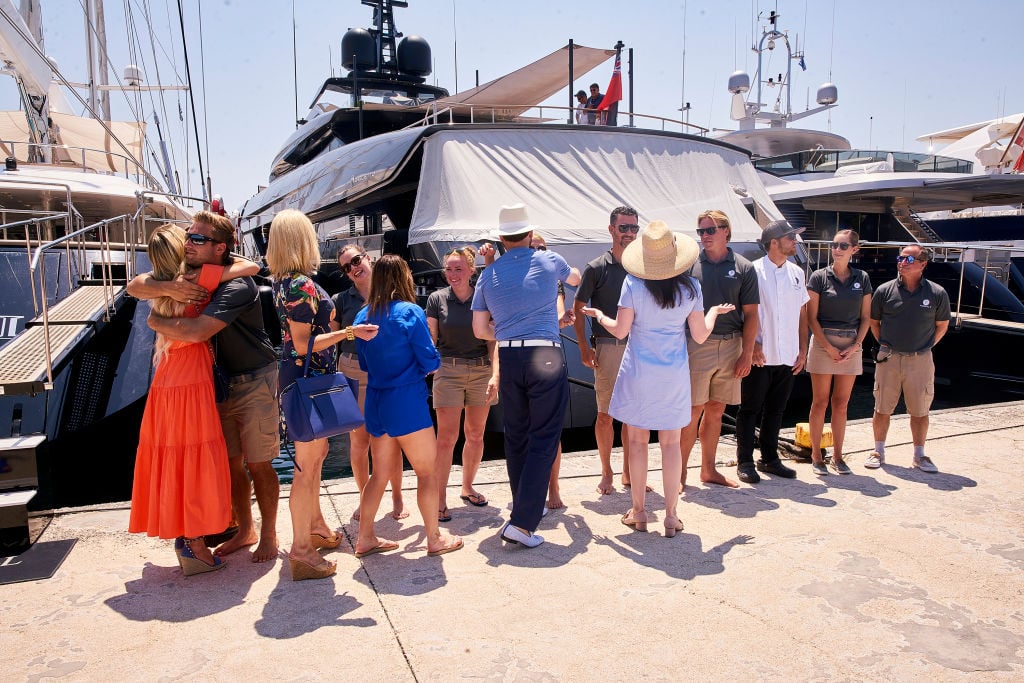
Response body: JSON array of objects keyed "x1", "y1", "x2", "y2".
[
  {"x1": 853, "y1": 282, "x2": 862, "y2": 289},
  {"x1": 725, "y1": 269, "x2": 737, "y2": 279},
  {"x1": 921, "y1": 298, "x2": 931, "y2": 308}
]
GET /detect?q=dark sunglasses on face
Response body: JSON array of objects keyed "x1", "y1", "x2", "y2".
[
  {"x1": 616, "y1": 223, "x2": 640, "y2": 234},
  {"x1": 897, "y1": 254, "x2": 923, "y2": 264},
  {"x1": 831, "y1": 242, "x2": 853, "y2": 251},
  {"x1": 696, "y1": 226, "x2": 719, "y2": 236},
  {"x1": 185, "y1": 233, "x2": 221, "y2": 246},
  {"x1": 341, "y1": 254, "x2": 367, "y2": 273}
]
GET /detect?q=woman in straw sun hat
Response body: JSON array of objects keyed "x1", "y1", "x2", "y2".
[{"x1": 582, "y1": 220, "x2": 734, "y2": 537}]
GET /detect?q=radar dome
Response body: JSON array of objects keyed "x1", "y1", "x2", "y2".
[
  {"x1": 342, "y1": 28, "x2": 377, "y2": 72},
  {"x1": 123, "y1": 64, "x2": 143, "y2": 86},
  {"x1": 816, "y1": 83, "x2": 838, "y2": 105},
  {"x1": 728, "y1": 70, "x2": 750, "y2": 94},
  {"x1": 397, "y1": 35, "x2": 432, "y2": 77}
]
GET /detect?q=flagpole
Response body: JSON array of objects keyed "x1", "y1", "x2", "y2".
[
  {"x1": 627, "y1": 46, "x2": 633, "y2": 128},
  {"x1": 568, "y1": 39, "x2": 575, "y2": 124}
]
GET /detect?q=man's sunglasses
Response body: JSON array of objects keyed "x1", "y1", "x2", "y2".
[
  {"x1": 897, "y1": 254, "x2": 925, "y2": 264},
  {"x1": 341, "y1": 253, "x2": 368, "y2": 273},
  {"x1": 186, "y1": 233, "x2": 222, "y2": 246},
  {"x1": 616, "y1": 223, "x2": 640, "y2": 234},
  {"x1": 696, "y1": 226, "x2": 720, "y2": 236},
  {"x1": 830, "y1": 242, "x2": 853, "y2": 251}
]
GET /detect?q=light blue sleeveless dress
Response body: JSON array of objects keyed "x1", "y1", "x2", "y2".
[{"x1": 608, "y1": 275, "x2": 703, "y2": 431}]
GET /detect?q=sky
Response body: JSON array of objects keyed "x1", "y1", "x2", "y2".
[{"x1": 2, "y1": 0, "x2": 1022, "y2": 213}]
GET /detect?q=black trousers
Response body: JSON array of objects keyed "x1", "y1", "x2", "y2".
[{"x1": 736, "y1": 364, "x2": 795, "y2": 466}]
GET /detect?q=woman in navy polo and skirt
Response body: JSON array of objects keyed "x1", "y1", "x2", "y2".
[{"x1": 354, "y1": 255, "x2": 463, "y2": 558}]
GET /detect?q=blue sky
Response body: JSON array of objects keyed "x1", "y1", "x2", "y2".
[{"x1": 2, "y1": 0, "x2": 1021, "y2": 211}]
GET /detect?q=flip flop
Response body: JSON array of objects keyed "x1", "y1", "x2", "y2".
[
  {"x1": 427, "y1": 537, "x2": 464, "y2": 557},
  {"x1": 354, "y1": 540, "x2": 399, "y2": 558},
  {"x1": 460, "y1": 492, "x2": 488, "y2": 507},
  {"x1": 438, "y1": 507, "x2": 452, "y2": 522}
]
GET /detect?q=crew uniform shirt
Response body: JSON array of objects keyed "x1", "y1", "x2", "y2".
[
  {"x1": 807, "y1": 266, "x2": 873, "y2": 329},
  {"x1": 688, "y1": 248, "x2": 759, "y2": 335},
  {"x1": 753, "y1": 256, "x2": 810, "y2": 366},
  {"x1": 871, "y1": 278, "x2": 951, "y2": 353},
  {"x1": 574, "y1": 250, "x2": 628, "y2": 339},
  {"x1": 472, "y1": 247, "x2": 572, "y2": 343},
  {"x1": 203, "y1": 276, "x2": 276, "y2": 375},
  {"x1": 426, "y1": 286, "x2": 488, "y2": 358},
  {"x1": 331, "y1": 286, "x2": 365, "y2": 356}
]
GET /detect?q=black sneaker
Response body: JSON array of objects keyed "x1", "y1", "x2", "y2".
[
  {"x1": 737, "y1": 463, "x2": 760, "y2": 484},
  {"x1": 757, "y1": 458, "x2": 797, "y2": 478}
]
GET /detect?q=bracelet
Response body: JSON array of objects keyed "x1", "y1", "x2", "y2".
[{"x1": 345, "y1": 326, "x2": 355, "y2": 342}]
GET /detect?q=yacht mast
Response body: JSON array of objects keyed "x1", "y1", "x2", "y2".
[{"x1": 94, "y1": 0, "x2": 110, "y2": 121}]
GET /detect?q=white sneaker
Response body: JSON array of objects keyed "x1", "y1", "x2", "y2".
[
  {"x1": 913, "y1": 455, "x2": 938, "y2": 473},
  {"x1": 864, "y1": 451, "x2": 884, "y2": 469}
]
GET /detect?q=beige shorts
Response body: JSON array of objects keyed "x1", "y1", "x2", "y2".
[
  {"x1": 873, "y1": 350, "x2": 935, "y2": 417},
  {"x1": 687, "y1": 336, "x2": 743, "y2": 406},
  {"x1": 806, "y1": 331, "x2": 863, "y2": 376},
  {"x1": 218, "y1": 364, "x2": 280, "y2": 464},
  {"x1": 594, "y1": 341, "x2": 627, "y2": 414},
  {"x1": 432, "y1": 360, "x2": 496, "y2": 408},
  {"x1": 338, "y1": 352, "x2": 368, "y2": 411}
]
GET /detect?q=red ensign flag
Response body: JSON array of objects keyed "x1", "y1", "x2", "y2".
[{"x1": 598, "y1": 54, "x2": 622, "y2": 111}]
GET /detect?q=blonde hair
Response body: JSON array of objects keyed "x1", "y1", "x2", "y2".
[
  {"x1": 148, "y1": 224, "x2": 187, "y2": 364},
  {"x1": 266, "y1": 209, "x2": 321, "y2": 277},
  {"x1": 366, "y1": 254, "x2": 417, "y2": 317},
  {"x1": 697, "y1": 209, "x2": 731, "y2": 240},
  {"x1": 444, "y1": 245, "x2": 477, "y2": 273}
]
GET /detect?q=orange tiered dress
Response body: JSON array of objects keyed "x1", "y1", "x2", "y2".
[{"x1": 128, "y1": 265, "x2": 231, "y2": 539}]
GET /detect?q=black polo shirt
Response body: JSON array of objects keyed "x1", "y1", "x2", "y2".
[
  {"x1": 425, "y1": 286, "x2": 488, "y2": 359},
  {"x1": 807, "y1": 266, "x2": 873, "y2": 329},
  {"x1": 871, "y1": 277, "x2": 951, "y2": 353},
  {"x1": 575, "y1": 250, "x2": 628, "y2": 339},
  {"x1": 688, "y1": 248, "x2": 759, "y2": 335}
]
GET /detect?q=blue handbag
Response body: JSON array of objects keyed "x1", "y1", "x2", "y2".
[{"x1": 281, "y1": 335, "x2": 363, "y2": 442}]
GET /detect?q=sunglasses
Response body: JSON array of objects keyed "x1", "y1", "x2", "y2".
[
  {"x1": 531, "y1": 245, "x2": 547, "y2": 251},
  {"x1": 696, "y1": 226, "x2": 720, "y2": 236},
  {"x1": 185, "y1": 233, "x2": 221, "y2": 246},
  {"x1": 897, "y1": 254, "x2": 924, "y2": 264},
  {"x1": 830, "y1": 242, "x2": 853, "y2": 251},
  {"x1": 341, "y1": 253, "x2": 368, "y2": 273},
  {"x1": 616, "y1": 223, "x2": 640, "y2": 235}
]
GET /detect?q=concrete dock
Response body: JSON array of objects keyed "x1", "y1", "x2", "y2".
[{"x1": 3, "y1": 401, "x2": 1024, "y2": 681}]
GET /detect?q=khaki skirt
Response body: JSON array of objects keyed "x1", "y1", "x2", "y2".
[{"x1": 806, "y1": 328, "x2": 863, "y2": 376}]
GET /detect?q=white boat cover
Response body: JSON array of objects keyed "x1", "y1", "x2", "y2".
[
  {"x1": 0, "y1": 110, "x2": 146, "y2": 173},
  {"x1": 436, "y1": 44, "x2": 615, "y2": 119},
  {"x1": 409, "y1": 128, "x2": 779, "y2": 267}
]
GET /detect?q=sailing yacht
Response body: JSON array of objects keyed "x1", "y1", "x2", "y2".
[{"x1": 0, "y1": 0, "x2": 202, "y2": 553}]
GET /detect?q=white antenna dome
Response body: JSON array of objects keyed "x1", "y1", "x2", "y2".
[
  {"x1": 728, "y1": 70, "x2": 750, "y2": 95},
  {"x1": 123, "y1": 64, "x2": 143, "y2": 87},
  {"x1": 816, "y1": 82, "x2": 838, "y2": 105}
]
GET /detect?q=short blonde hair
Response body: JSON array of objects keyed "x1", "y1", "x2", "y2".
[
  {"x1": 266, "y1": 209, "x2": 321, "y2": 277},
  {"x1": 697, "y1": 209, "x2": 731, "y2": 240}
]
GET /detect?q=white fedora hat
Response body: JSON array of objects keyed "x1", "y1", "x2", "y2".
[
  {"x1": 621, "y1": 220, "x2": 699, "y2": 281},
  {"x1": 497, "y1": 203, "x2": 539, "y2": 237}
]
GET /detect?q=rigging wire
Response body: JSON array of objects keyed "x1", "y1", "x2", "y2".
[
  {"x1": 176, "y1": 0, "x2": 206, "y2": 201},
  {"x1": 139, "y1": 0, "x2": 181, "y2": 185},
  {"x1": 197, "y1": 0, "x2": 211, "y2": 192}
]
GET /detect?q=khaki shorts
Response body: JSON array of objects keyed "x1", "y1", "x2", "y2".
[
  {"x1": 688, "y1": 336, "x2": 743, "y2": 406},
  {"x1": 806, "y1": 331, "x2": 863, "y2": 376},
  {"x1": 218, "y1": 364, "x2": 280, "y2": 463},
  {"x1": 432, "y1": 361, "x2": 497, "y2": 408},
  {"x1": 594, "y1": 341, "x2": 627, "y2": 414},
  {"x1": 873, "y1": 350, "x2": 935, "y2": 417},
  {"x1": 338, "y1": 352, "x2": 368, "y2": 411}
]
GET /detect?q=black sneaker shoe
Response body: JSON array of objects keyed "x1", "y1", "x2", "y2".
[
  {"x1": 756, "y1": 458, "x2": 797, "y2": 479},
  {"x1": 737, "y1": 463, "x2": 760, "y2": 484}
]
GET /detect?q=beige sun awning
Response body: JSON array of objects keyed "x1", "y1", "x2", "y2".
[{"x1": 0, "y1": 111, "x2": 145, "y2": 173}]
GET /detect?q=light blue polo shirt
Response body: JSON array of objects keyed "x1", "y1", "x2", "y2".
[{"x1": 471, "y1": 247, "x2": 571, "y2": 343}]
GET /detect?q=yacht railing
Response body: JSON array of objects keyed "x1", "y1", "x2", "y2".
[
  {"x1": 801, "y1": 239, "x2": 1023, "y2": 328},
  {"x1": 404, "y1": 103, "x2": 710, "y2": 135},
  {"x1": 0, "y1": 139, "x2": 165, "y2": 190},
  {"x1": 756, "y1": 149, "x2": 974, "y2": 177}
]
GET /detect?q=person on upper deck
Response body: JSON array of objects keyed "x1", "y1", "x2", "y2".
[
  {"x1": 805, "y1": 228, "x2": 872, "y2": 476},
  {"x1": 585, "y1": 83, "x2": 603, "y2": 124},
  {"x1": 865, "y1": 244, "x2": 950, "y2": 473}
]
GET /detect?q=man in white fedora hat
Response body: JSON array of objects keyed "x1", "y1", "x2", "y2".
[{"x1": 472, "y1": 203, "x2": 581, "y2": 548}]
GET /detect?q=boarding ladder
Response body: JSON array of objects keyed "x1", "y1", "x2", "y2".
[{"x1": 891, "y1": 201, "x2": 942, "y2": 243}]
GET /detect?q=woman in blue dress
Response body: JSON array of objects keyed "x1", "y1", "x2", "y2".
[
  {"x1": 354, "y1": 255, "x2": 463, "y2": 558},
  {"x1": 583, "y1": 220, "x2": 734, "y2": 537}
]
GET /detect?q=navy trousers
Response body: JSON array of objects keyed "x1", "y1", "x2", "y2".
[
  {"x1": 498, "y1": 346, "x2": 568, "y2": 533},
  {"x1": 736, "y1": 364, "x2": 795, "y2": 466}
]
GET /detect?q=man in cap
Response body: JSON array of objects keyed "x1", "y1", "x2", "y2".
[
  {"x1": 573, "y1": 206, "x2": 637, "y2": 494},
  {"x1": 866, "y1": 244, "x2": 950, "y2": 472},
  {"x1": 734, "y1": 219, "x2": 809, "y2": 484},
  {"x1": 679, "y1": 209, "x2": 759, "y2": 489},
  {"x1": 472, "y1": 204, "x2": 581, "y2": 548}
]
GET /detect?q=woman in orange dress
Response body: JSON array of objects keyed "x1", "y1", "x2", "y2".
[{"x1": 128, "y1": 224, "x2": 259, "y2": 576}]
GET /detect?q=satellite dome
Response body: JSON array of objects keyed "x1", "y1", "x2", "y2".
[
  {"x1": 728, "y1": 70, "x2": 750, "y2": 94},
  {"x1": 817, "y1": 83, "x2": 838, "y2": 105},
  {"x1": 397, "y1": 35, "x2": 432, "y2": 77},
  {"x1": 342, "y1": 28, "x2": 377, "y2": 72}
]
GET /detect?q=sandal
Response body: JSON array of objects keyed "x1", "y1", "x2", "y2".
[
  {"x1": 460, "y1": 492, "x2": 488, "y2": 507},
  {"x1": 438, "y1": 507, "x2": 452, "y2": 523}
]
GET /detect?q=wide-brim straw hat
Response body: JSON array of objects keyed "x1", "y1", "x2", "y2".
[
  {"x1": 620, "y1": 220, "x2": 700, "y2": 280},
  {"x1": 497, "y1": 203, "x2": 539, "y2": 237}
]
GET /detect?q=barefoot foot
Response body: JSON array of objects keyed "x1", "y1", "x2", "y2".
[
  {"x1": 213, "y1": 530, "x2": 257, "y2": 557},
  {"x1": 251, "y1": 536, "x2": 279, "y2": 563},
  {"x1": 596, "y1": 473, "x2": 613, "y2": 495},
  {"x1": 701, "y1": 470, "x2": 740, "y2": 489},
  {"x1": 546, "y1": 494, "x2": 565, "y2": 509}
]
